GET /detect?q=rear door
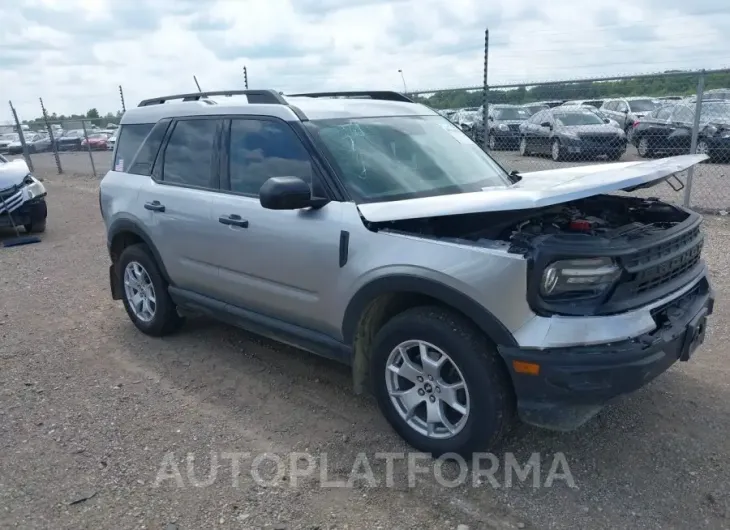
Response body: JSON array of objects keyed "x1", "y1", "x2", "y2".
[
  {"x1": 138, "y1": 117, "x2": 224, "y2": 297},
  {"x1": 207, "y1": 117, "x2": 344, "y2": 334}
]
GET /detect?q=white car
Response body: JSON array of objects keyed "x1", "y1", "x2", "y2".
[{"x1": 0, "y1": 155, "x2": 47, "y2": 233}]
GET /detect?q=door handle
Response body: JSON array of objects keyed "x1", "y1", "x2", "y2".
[
  {"x1": 219, "y1": 214, "x2": 249, "y2": 228},
  {"x1": 144, "y1": 201, "x2": 165, "y2": 212}
]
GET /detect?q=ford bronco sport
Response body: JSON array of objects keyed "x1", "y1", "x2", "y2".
[{"x1": 100, "y1": 89, "x2": 713, "y2": 456}]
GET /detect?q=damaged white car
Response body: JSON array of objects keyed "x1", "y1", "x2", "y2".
[{"x1": 0, "y1": 154, "x2": 47, "y2": 234}]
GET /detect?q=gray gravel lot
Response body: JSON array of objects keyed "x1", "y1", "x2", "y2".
[{"x1": 1, "y1": 169, "x2": 729, "y2": 530}]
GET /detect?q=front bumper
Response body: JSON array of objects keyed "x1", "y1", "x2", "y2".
[
  {"x1": 499, "y1": 275, "x2": 714, "y2": 431},
  {"x1": 561, "y1": 136, "x2": 627, "y2": 155},
  {"x1": 0, "y1": 197, "x2": 47, "y2": 229},
  {"x1": 491, "y1": 129, "x2": 521, "y2": 146}
]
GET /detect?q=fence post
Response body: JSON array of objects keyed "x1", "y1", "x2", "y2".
[
  {"x1": 683, "y1": 71, "x2": 705, "y2": 208},
  {"x1": 482, "y1": 28, "x2": 489, "y2": 152},
  {"x1": 80, "y1": 119, "x2": 97, "y2": 178},
  {"x1": 119, "y1": 85, "x2": 126, "y2": 112},
  {"x1": 39, "y1": 98, "x2": 62, "y2": 175},
  {"x1": 8, "y1": 101, "x2": 33, "y2": 173},
  {"x1": 243, "y1": 66, "x2": 248, "y2": 89}
]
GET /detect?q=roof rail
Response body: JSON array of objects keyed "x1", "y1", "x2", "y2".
[
  {"x1": 137, "y1": 89, "x2": 287, "y2": 107},
  {"x1": 287, "y1": 91, "x2": 414, "y2": 103}
]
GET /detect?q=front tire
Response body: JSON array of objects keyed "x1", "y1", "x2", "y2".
[
  {"x1": 371, "y1": 306, "x2": 514, "y2": 456},
  {"x1": 118, "y1": 243, "x2": 183, "y2": 337},
  {"x1": 551, "y1": 139, "x2": 564, "y2": 162},
  {"x1": 519, "y1": 137, "x2": 530, "y2": 156},
  {"x1": 24, "y1": 220, "x2": 46, "y2": 234}
]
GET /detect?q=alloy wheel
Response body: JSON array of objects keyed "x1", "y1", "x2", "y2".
[
  {"x1": 123, "y1": 261, "x2": 157, "y2": 322},
  {"x1": 385, "y1": 340, "x2": 470, "y2": 439}
]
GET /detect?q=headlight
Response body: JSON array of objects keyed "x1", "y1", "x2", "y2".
[
  {"x1": 497, "y1": 123, "x2": 509, "y2": 131},
  {"x1": 21, "y1": 174, "x2": 46, "y2": 200},
  {"x1": 540, "y1": 258, "x2": 620, "y2": 298},
  {"x1": 705, "y1": 125, "x2": 718, "y2": 136}
]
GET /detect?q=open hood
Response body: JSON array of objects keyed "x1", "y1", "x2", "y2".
[
  {"x1": 0, "y1": 158, "x2": 30, "y2": 191},
  {"x1": 357, "y1": 154, "x2": 707, "y2": 223}
]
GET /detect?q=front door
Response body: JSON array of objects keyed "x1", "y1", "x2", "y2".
[{"x1": 207, "y1": 117, "x2": 343, "y2": 335}]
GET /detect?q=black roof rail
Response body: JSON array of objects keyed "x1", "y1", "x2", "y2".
[
  {"x1": 287, "y1": 91, "x2": 414, "y2": 103},
  {"x1": 137, "y1": 89, "x2": 287, "y2": 107}
]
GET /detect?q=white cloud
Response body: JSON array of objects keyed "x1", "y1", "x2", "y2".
[{"x1": 1, "y1": 0, "x2": 728, "y2": 120}]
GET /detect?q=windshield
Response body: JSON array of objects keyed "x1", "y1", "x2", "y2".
[
  {"x1": 554, "y1": 111, "x2": 605, "y2": 126},
  {"x1": 701, "y1": 102, "x2": 730, "y2": 121},
  {"x1": 628, "y1": 99, "x2": 659, "y2": 112},
  {"x1": 583, "y1": 100, "x2": 603, "y2": 108},
  {"x1": 308, "y1": 116, "x2": 511, "y2": 203},
  {"x1": 493, "y1": 107, "x2": 530, "y2": 120}
]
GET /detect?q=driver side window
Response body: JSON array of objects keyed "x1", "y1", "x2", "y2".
[{"x1": 227, "y1": 118, "x2": 316, "y2": 197}]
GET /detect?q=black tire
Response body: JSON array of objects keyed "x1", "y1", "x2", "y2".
[
  {"x1": 637, "y1": 136, "x2": 653, "y2": 158},
  {"x1": 24, "y1": 220, "x2": 46, "y2": 234},
  {"x1": 371, "y1": 306, "x2": 514, "y2": 456},
  {"x1": 117, "y1": 243, "x2": 183, "y2": 337},
  {"x1": 551, "y1": 139, "x2": 564, "y2": 162}
]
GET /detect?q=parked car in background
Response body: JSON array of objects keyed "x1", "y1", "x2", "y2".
[
  {"x1": 0, "y1": 133, "x2": 20, "y2": 154},
  {"x1": 108, "y1": 129, "x2": 118, "y2": 150},
  {"x1": 600, "y1": 98, "x2": 662, "y2": 135},
  {"x1": 631, "y1": 100, "x2": 730, "y2": 162},
  {"x1": 81, "y1": 132, "x2": 111, "y2": 151},
  {"x1": 521, "y1": 103, "x2": 550, "y2": 116},
  {"x1": 579, "y1": 105, "x2": 622, "y2": 128},
  {"x1": 7, "y1": 133, "x2": 52, "y2": 154},
  {"x1": 55, "y1": 130, "x2": 85, "y2": 151},
  {"x1": 655, "y1": 96, "x2": 684, "y2": 101},
  {"x1": 561, "y1": 99, "x2": 605, "y2": 109},
  {"x1": 519, "y1": 107, "x2": 627, "y2": 161},
  {"x1": 452, "y1": 108, "x2": 484, "y2": 141},
  {"x1": 487, "y1": 105, "x2": 531, "y2": 150}
]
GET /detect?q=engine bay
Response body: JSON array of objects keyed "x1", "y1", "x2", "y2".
[{"x1": 373, "y1": 194, "x2": 692, "y2": 253}]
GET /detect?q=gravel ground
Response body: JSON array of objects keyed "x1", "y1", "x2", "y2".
[{"x1": 1, "y1": 169, "x2": 729, "y2": 530}]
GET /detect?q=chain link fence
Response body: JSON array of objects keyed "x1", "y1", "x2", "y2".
[
  {"x1": 4, "y1": 87, "x2": 126, "y2": 178},
  {"x1": 4, "y1": 71, "x2": 730, "y2": 212},
  {"x1": 413, "y1": 69, "x2": 730, "y2": 213}
]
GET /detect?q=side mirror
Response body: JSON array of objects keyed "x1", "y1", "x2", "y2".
[
  {"x1": 603, "y1": 118, "x2": 611, "y2": 124},
  {"x1": 624, "y1": 109, "x2": 629, "y2": 114},
  {"x1": 259, "y1": 177, "x2": 325, "y2": 210},
  {"x1": 540, "y1": 121, "x2": 551, "y2": 128}
]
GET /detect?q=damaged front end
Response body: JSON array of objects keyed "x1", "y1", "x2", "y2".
[{"x1": 370, "y1": 193, "x2": 703, "y2": 317}]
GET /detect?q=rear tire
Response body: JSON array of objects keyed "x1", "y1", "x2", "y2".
[
  {"x1": 637, "y1": 136, "x2": 652, "y2": 158},
  {"x1": 117, "y1": 243, "x2": 183, "y2": 337},
  {"x1": 371, "y1": 306, "x2": 514, "y2": 456}
]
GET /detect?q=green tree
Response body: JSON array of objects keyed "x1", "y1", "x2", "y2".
[{"x1": 86, "y1": 108, "x2": 100, "y2": 119}]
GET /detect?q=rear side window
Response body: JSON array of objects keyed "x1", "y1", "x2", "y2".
[
  {"x1": 161, "y1": 118, "x2": 219, "y2": 188},
  {"x1": 114, "y1": 123, "x2": 154, "y2": 172},
  {"x1": 128, "y1": 119, "x2": 171, "y2": 176}
]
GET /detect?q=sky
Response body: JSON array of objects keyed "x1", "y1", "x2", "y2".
[{"x1": 1, "y1": 0, "x2": 729, "y2": 121}]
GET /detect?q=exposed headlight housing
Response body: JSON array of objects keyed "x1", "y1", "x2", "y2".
[
  {"x1": 497, "y1": 123, "x2": 509, "y2": 131},
  {"x1": 540, "y1": 257, "x2": 620, "y2": 299}
]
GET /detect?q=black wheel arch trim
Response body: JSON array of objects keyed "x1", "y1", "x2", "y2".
[
  {"x1": 341, "y1": 275, "x2": 518, "y2": 347},
  {"x1": 107, "y1": 219, "x2": 173, "y2": 285}
]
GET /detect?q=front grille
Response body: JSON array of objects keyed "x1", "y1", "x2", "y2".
[
  {"x1": 508, "y1": 124, "x2": 521, "y2": 131},
  {"x1": 0, "y1": 189, "x2": 24, "y2": 215},
  {"x1": 622, "y1": 225, "x2": 704, "y2": 295}
]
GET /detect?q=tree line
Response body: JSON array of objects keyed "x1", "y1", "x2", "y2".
[
  {"x1": 412, "y1": 71, "x2": 730, "y2": 109},
  {"x1": 21, "y1": 108, "x2": 123, "y2": 129}
]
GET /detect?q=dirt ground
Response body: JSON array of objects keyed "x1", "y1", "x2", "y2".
[{"x1": 1, "y1": 170, "x2": 729, "y2": 530}]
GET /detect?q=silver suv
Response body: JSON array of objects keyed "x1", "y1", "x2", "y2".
[{"x1": 100, "y1": 89, "x2": 714, "y2": 455}]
